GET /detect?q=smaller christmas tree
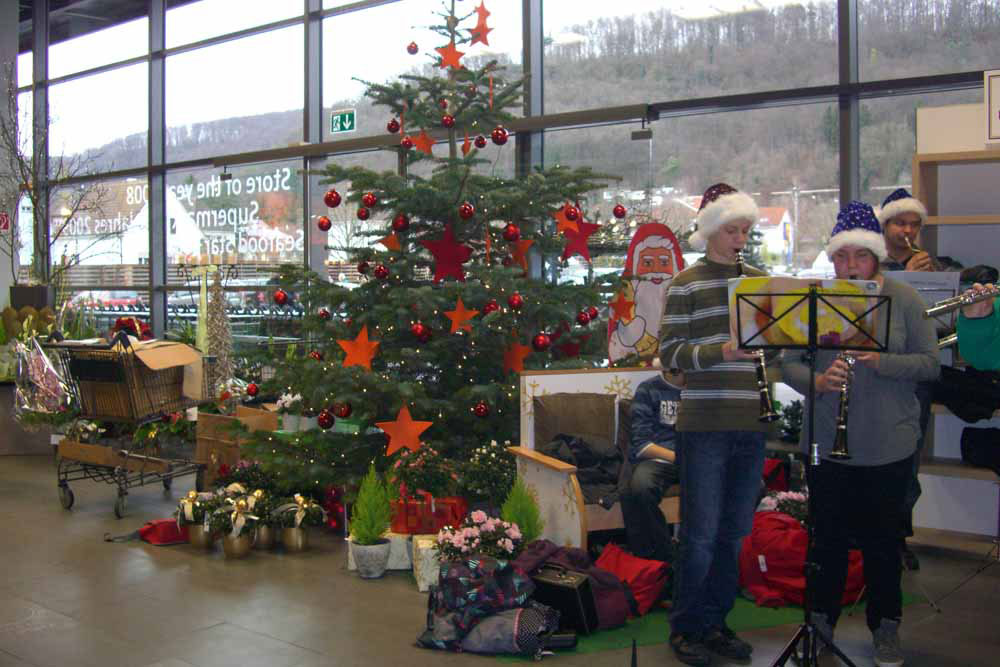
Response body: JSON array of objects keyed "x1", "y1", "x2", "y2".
[{"x1": 205, "y1": 272, "x2": 234, "y2": 396}]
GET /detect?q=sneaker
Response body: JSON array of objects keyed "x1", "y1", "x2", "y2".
[
  {"x1": 669, "y1": 632, "x2": 711, "y2": 666},
  {"x1": 873, "y1": 618, "x2": 904, "y2": 667},
  {"x1": 703, "y1": 625, "x2": 753, "y2": 661},
  {"x1": 900, "y1": 542, "x2": 920, "y2": 571}
]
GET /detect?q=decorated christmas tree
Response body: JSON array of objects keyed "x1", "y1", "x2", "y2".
[
  {"x1": 205, "y1": 271, "x2": 234, "y2": 395},
  {"x1": 243, "y1": 0, "x2": 628, "y2": 492}
]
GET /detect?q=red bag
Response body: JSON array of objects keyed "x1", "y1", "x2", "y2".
[
  {"x1": 762, "y1": 458, "x2": 789, "y2": 492},
  {"x1": 390, "y1": 493, "x2": 468, "y2": 535},
  {"x1": 139, "y1": 519, "x2": 189, "y2": 545},
  {"x1": 595, "y1": 543, "x2": 669, "y2": 616}
]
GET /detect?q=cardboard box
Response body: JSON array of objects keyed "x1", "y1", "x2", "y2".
[{"x1": 195, "y1": 406, "x2": 279, "y2": 486}]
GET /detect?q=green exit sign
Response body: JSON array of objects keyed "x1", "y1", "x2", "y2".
[{"x1": 330, "y1": 109, "x2": 357, "y2": 134}]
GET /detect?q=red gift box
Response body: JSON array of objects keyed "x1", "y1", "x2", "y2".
[{"x1": 390, "y1": 492, "x2": 468, "y2": 535}]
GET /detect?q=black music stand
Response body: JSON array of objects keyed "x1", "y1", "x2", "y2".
[{"x1": 734, "y1": 283, "x2": 890, "y2": 667}]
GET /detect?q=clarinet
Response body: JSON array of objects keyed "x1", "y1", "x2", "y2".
[
  {"x1": 829, "y1": 353, "x2": 855, "y2": 459},
  {"x1": 735, "y1": 250, "x2": 780, "y2": 423}
]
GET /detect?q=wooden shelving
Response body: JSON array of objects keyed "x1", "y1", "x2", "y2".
[
  {"x1": 925, "y1": 215, "x2": 999, "y2": 226},
  {"x1": 913, "y1": 149, "x2": 1000, "y2": 225}
]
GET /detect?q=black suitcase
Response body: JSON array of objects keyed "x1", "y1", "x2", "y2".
[{"x1": 531, "y1": 564, "x2": 599, "y2": 635}]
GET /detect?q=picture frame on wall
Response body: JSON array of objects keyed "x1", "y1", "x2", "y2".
[{"x1": 986, "y1": 69, "x2": 1000, "y2": 144}]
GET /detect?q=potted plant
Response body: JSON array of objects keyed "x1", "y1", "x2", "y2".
[
  {"x1": 458, "y1": 439, "x2": 517, "y2": 514},
  {"x1": 349, "y1": 465, "x2": 393, "y2": 578},
  {"x1": 247, "y1": 489, "x2": 277, "y2": 549},
  {"x1": 209, "y1": 497, "x2": 259, "y2": 558},
  {"x1": 276, "y1": 392, "x2": 303, "y2": 432},
  {"x1": 435, "y1": 511, "x2": 524, "y2": 562},
  {"x1": 175, "y1": 490, "x2": 220, "y2": 549},
  {"x1": 500, "y1": 477, "x2": 544, "y2": 545},
  {"x1": 274, "y1": 493, "x2": 326, "y2": 552},
  {"x1": 299, "y1": 398, "x2": 319, "y2": 431}
]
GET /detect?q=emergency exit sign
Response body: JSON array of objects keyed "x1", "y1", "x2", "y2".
[{"x1": 330, "y1": 109, "x2": 357, "y2": 134}]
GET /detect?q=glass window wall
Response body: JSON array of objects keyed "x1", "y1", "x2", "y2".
[
  {"x1": 166, "y1": 0, "x2": 301, "y2": 49},
  {"x1": 48, "y1": 17, "x2": 148, "y2": 79}
]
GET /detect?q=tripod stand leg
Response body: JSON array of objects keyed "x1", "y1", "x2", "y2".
[{"x1": 769, "y1": 623, "x2": 809, "y2": 666}]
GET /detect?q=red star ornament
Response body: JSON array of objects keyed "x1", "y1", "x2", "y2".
[
  {"x1": 377, "y1": 232, "x2": 401, "y2": 251},
  {"x1": 377, "y1": 404, "x2": 433, "y2": 456},
  {"x1": 435, "y1": 41, "x2": 465, "y2": 70},
  {"x1": 509, "y1": 238, "x2": 534, "y2": 272},
  {"x1": 560, "y1": 221, "x2": 599, "y2": 262},
  {"x1": 470, "y1": 19, "x2": 492, "y2": 46},
  {"x1": 412, "y1": 129, "x2": 435, "y2": 156},
  {"x1": 461, "y1": 131, "x2": 472, "y2": 156},
  {"x1": 609, "y1": 290, "x2": 635, "y2": 323},
  {"x1": 503, "y1": 340, "x2": 534, "y2": 374},
  {"x1": 475, "y1": 1, "x2": 491, "y2": 23},
  {"x1": 420, "y1": 225, "x2": 473, "y2": 283},
  {"x1": 552, "y1": 204, "x2": 580, "y2": 235},
  {"x1": 444, "y1": 297, "x2": 479, "y2": 333},
  {"x1": 337, "y1": 325, "x2": 380, "y2": 370}
]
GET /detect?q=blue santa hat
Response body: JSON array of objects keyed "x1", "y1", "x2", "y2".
[
  {"x1": 876, "y1": 188, "x2": 927, "y2": 227},
  {"x1": 826, "y1": 201, "x2": 887, "y2": 261}
]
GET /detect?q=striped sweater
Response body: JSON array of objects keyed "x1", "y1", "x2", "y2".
[{"x1": 658, "y1": 256, "x2": 770, "y2": 433}]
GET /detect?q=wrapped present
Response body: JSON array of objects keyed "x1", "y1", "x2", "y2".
[
  {"x1": 412, "y1": 535, "x2": 441, "y2": 592},
  {"x1": 390, "y1": 492, "x2": 468, "y2": 535}
]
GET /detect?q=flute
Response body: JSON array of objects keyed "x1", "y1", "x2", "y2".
[{"x1": 924, "y1": 284, "x2": 1000, "y2": 318}]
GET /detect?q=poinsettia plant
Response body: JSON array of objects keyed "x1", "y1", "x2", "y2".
[
  {"x1": 434, "y1": 510, "x2": 523, "y2": 561},
  {"x1": 112, "y1": 316, "x2": 153, "y2": 341},
  {"x1": 758, "y1": 490, "x2": 809, "y2": 526}
]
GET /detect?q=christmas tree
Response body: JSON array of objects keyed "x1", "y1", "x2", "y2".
[
  {"x1": 205, "y1": 271, "x2": 234, "y2": 396},
  {"x1": 243, "y1": 0, "x2": 624, "y2": 492}
]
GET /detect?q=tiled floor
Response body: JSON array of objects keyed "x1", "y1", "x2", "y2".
[{"x1": 1, "y1": 454, "x2": 997, "y2": 666}]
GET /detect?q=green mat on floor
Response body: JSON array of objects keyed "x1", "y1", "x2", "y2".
[{"x1": 499, "y1": 592, "x2": 919, "y2": 660}]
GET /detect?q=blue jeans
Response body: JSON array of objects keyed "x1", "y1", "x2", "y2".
[{"x1": 670, "y1": 430, "x2": 765, "y2": 636}]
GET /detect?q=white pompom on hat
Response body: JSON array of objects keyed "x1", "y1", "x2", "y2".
[{"x1": 688, "y1": 183, "x2": 760, "y2": 251}]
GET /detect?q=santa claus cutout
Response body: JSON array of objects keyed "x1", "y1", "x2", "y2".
[{"x1": 608, "y1": 222, "x2": 685, "y2": 363}]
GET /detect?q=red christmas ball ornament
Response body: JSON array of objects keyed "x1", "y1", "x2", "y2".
[
  {"x1": 374, "y1": 264, "x2": 389, "y2": 280},
  {"x1": 309, "y1": 350, "x2": 323, "y2": 362},
  {"x1": 317, "y1": 409, "x2": 335, "y2": 430},
  {"x1": 502, "y1": 223, "x2": 521, "y2": 242},
  {"x1": 587, "y1": 305, "x2": 600, "y2": 321},
  {"x1": 273, "y1": 289, "x2": 288, "y2": 306},
  {"x1": 613, "y1": 204, "x2": 627, "y2": 219},
  {"x1": 483, "y1": 299, "x2": 500, "y2": 315},
  {"x1": 441, "y1": 114, "x2": 456, "y2": 128},
  {"x1": 386, "y1": 118, "x2": 401, "y2": 134},
  {"x1": 491, "y1": 125, "x2": 509, "y2": 145},
  {"x1": 576, "y1": 310, "x2": 592, "y2": 326},
  {"x1": 357, "y1": 260, "x2": 370, "y2": 275},
  {"x1": 247, "y1": 382, "x2": 259, "y2": 397},
  {"x1": 508, "y1": 293, "x2": 524, "y2": 311},
  {"x1": 362, "y1": 192, "x2": 377, "y2": 207},
  {"x1": 400, "y1": 135, "x2": 414, "y2": 150},
  {"x1": 333, "y1": 402, "x2": 352, "y2": 419},
  {"x1": 323, "y1": 189, "x2": 342, "y2": 208},
  {"x1": 410, "y1": 321, "x2": 429, "y2": 339},
  {"x1": 501, "y1": 256, "x2": 513, "y2": 267},
  {"x1": 392, "y1": 213, "x2": 410, "y2": 232},
  {"x1": 407, "y1": 41, "x2": 419, "y2": 55},
  {"x1": 316, "y1": 215, "x2": 332, "y2": 232},
  {"x1": 357, "y1": 207, "x2": 370, "y2": 221},
  {"x1": 439, "y1": 98, "x2": 449, "y2": 109},
  {"x1": 474, "y1": 134, "x2": 487, "y2": 149},
  {"x1": 564, "y1": 205, "x2": 580, "y2": 222},
  {"x1": 318, "y1": 308, "x2": 331, "y2": 321},
  {"x1": 473, "y1": 401, "x2": 490, "y2": 418},
  {"x1": 532, "y1": 332, "x2": 552, "y2": 352},
  {"x1": 459, "y1": 202, "x2": 475, "y2": 219}
]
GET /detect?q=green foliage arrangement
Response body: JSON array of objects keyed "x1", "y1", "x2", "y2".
[
  {"x1": 350, "y1": 465, "x2": 392, "y2": 546},
  {"x1": 458, "y1": 439, "x2": 516, "y2": 507},
  {"x1": 390, "y1": 446, "x2": 457, "y2": 498},
  {"x1": 208, "y1": 497, "x2": 258, "y2": 538},
  {"x1": 501, "y1": 477, "x2": 544, "y2": 545},
  {"x1": 273, "y1": 494, "x2": 327, "y2": 529}
]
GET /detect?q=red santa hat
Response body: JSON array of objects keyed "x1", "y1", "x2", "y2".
[
  {"x1": 623, "y1": 222, "x2": 685, "y2": 278},
  {"x1": 688, "y1": 183, "x2": 759, "y2": 251}
]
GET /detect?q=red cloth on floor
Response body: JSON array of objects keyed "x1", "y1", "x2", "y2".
[
  {"x1": 595, "y1": 543, "x2": 669, "y2": 616},
  {"x1": 739, "y1": 511, "x2": 864, "y2": 608}
]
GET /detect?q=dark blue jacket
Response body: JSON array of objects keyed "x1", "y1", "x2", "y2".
[{"x1": 629, "y1": 375, "x2": 682, "y2": 464}]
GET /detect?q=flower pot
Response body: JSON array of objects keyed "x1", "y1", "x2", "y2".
[
  {"x1": 188, "y1": 524, "x2": 215, "y2": 549},
  {"x1": 222, "y1": 534, "x2": 253, "y2": 558},
  {"x1": 255, "y1": 524, "x2": 276, "y2": 549},
  {"x1": 351, "y1": 538, "x2": 391, "y2": 579},
  {"x1": 9, "y1": 285, "x2": 55, "y2": 311},
  {"x1": 282, "y1": 414, "x2": 301, "y2": 432},
  {"x1": 300, "y1": 416, "x2": 318, "y2": 431},
  {"x1": 282, "y1": 526, "x2": 309, "y2": 552}
]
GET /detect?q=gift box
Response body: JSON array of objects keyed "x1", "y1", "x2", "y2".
[
  {"x1": 412, "y1": 535, "x2": 441, "y2": 592},
  {"x1": 390, "y1": 493, "x2": 468, "y2": 535}
]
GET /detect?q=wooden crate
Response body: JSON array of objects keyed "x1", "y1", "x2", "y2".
[
  {"x1": 57, "y1": 440, "x2": 172, "y2": 474},
  {"x1": 195, "y1": 407, "x2": 278, "y2": 486}
]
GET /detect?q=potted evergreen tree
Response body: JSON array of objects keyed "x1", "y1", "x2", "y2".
[{"x1": 349, "y1": 465, "x2": 393, "y2": 578}]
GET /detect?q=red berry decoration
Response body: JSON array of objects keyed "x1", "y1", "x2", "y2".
[
  {"x1": 273, "y1": 289, "x2": 288, "y2": 306},
  {"x1": 587, "y1": 305, "x2": 599, "y2": 321},
  {"x1": 532, "y1": 333, "x2": 552, "y2": 352},
  {"x1": 362, "y1": 192, "x2": 377, "y2": 207},
  {"x1": 374, "y1": 264, "x2": 389, "y2": 280},
  {"x1": 491, "y1": 125, "x2": 509, "y2": 145},
  {"x1": 474, "y1": 135, "x2": 487, "y2": 148},
  {"x1": 247, "y1": 383, "x2": 259, "y2": 397},
  {"x1": 407, "y1": 41, "x2": 419, "y2": 55},
  {"x1": 316, "y1": 215, "x2": 332, "y2": 232},
  {"x1": 400, "y1": 135, "x2": 414, "y2": 150},
  {"x1": 309, "y1": 350, "x2": 323, "y2": 362},
  {"x1": 564, "y1": 205, "x2": 580, "y2": 222},
  {"x1": 576, "y1": 310, "x2": 592, "y2": 326},
  {"x1": 318, "y1": 308, "x2": 331, "y2": 320},
  {"x1": 392, "y1": 213, "x2": 410, "y2": 232},
  {"x1": 459, "y1": 202, "x2": 475, "y2": 219},
  {"x1": 483, "y1": 299, "x2": 500, "y2": 315},
  {"x1": 323, "y1": 189, "x2": 342, "y2": 208},
  {"x1": 386, "y1": 118, "x2": 400, "y2": 134},
  {"x1": 357, "y1": 260, "x2": 370, "y2": 275},
  {"x1": 333, "y1": 402, "x2": 352, "y2": 419},
  {"x1": 613, "y1": 204, "x2": 627, "y2": 219},
  {"x1": 473, "y1": 401, "x2": 490, "y2": 418},
  {"x1": 357, "y1": 207, "x2": 370, "y2": 220},
  {"x1": 317, "y1": 409, "x2": 335, "y2": 430},
  {"x1": 441, "y1": 114, "x2": 455, "y2": 128},
  {"x1": 508, "y1": 293, "x2": 524, "y2": 311},
  {"x1": 502, "y1": 223, "x2": 520, "y2": 242}
]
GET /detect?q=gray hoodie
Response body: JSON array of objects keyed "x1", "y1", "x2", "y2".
[{"x1": 781, "y1": 276, "x2": 939, "y2": 467}]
